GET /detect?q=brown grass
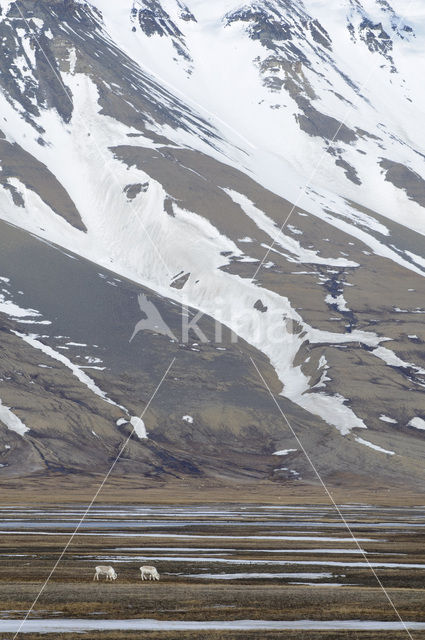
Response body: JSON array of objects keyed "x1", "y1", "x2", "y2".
[{"x1": 1, "y1": 474, "x2": 425, "y2": 506}]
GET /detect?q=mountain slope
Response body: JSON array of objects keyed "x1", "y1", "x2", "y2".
[{"x1": 0, "y1": 0, "x2": 425, "y2": 487}]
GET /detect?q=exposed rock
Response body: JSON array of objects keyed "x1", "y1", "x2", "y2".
[
  {"x1": 296, "y1": 96, "x2": 358, "y2": 144},
  {"x1": 124, "y1": 183, "x2": 144, "y2": 201},
  {"x1": 131, "y1": 0, "x2": 193, "y2": 63},
  {"x1": 335, "y1": 156, "x2": 362, "y2": 185},
  {"x1": 0, "y1": 140, "x2": 86, "y2": 231},
  {"x1": 259, "y1": 56, "x2": 316, "y2": 100},
  {"x1": 254, "y1": 299, "x2": 268, "y2": 313},
  {"x1": 380, "y1": 159, "x2": 425, "y2": 208}
]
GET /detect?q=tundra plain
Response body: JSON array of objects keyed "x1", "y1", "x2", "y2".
[{"x1": 0, "y1": 497, "x2": 424, "y2": 639}]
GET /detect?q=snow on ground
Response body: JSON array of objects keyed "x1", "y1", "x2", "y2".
[
  {"x1": 0, "y1": 6, "x2": 424, "y2": 443},
  {"x1": 107, "y1": 556, "x2": 424, "y2": 569},
  {"x1": 307, "y1": 196, "x2": 425, "y2": 277},
  {"x1": 408, "y1": 417, "x2": 425, "y2": 431},
  {"x1": 1, "y1": 618, "x2": 425, "y2": 632},
  {"x1": 117, "y1": 534, "x2": 374, "y2": 542},
  {"x1": 325, "y1": 294, "x2": 350, "y2": 313},
  {"x1": 225, "y1": 190, "x2": 358, "y2": 268},
  {"x1": 355, "y1": 437, "x2": 395, "y2": 456},
  {"x1": 273, "y1": 449, "x2": 297, "y2": 456},
  {"x1": 4, "y1": 74, "x2": 375, "y2": 437},
  {"x1": 89, "y1": 0, "x2": 425, "y2": 240},
  {"x1": 372, "y1": 346, "x2": 425, "y2": 375},
  {"x1": 130, "y1": 416, "x2": 147, "y2": 439},
  {"x1": 0, "y1": 399, "x2": 29, "y2": 436},
  {"x1": 182, "y1": 415, "x2": 193, "y2": 423},
  {"x1": 110, "y1": 546, "x2": 368, "y2": 555},
  {"x1": 0, "y1": 278, "x2": 53, "y2": 326},
  {"x1": 16, "y1": 319, "x2": 52, "y2": 325},
  {"x1": 12, "y1": 331, "x2": 126, "y2": 411},
  {"x1": 379, "y1": 415, "x2": 398, "y2": 424},
  {"x1": 182, "y1": 572, "x2": 333, "y2": 580},
  {"x1": 0, "y1": 293, "x2": 43, "y2": 320}
]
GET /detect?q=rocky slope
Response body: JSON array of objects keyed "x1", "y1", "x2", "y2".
[{"x1": 0, "y1": 0, "x2": 424, "y2": 487}]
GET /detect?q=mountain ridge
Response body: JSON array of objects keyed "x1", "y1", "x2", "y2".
[{"x1": 0, "y1": 0, "x2": 424, "y2": 487}]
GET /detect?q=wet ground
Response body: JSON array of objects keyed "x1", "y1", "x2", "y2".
[{"x1": 0, "y1": 504, "x2": 424, "y2": 638}]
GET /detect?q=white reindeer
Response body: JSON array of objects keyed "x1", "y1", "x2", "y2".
[
  {"x1": 93, "y1": 565, "x2": 117, "y2": 581},
  {"x1": 140, "y1": 565, "x2": 160, "y2": 581}
]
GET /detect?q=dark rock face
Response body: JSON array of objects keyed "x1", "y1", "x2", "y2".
[
  {"x1": 295, "y1": 97, "x2": 358, "y2": 144},
  {"x1": 335, "y1": 156, "x2": 362, "y2": 185},
  {"x1": 359, "y1": 18, "x2": 392, "y2": 55},
  {"x1": 307, "y1": 18, "x2": 332, "y2": 50},
  {"x1": 179, "y1": 3, "x2": 196, "y2": 23},
  {"x1": 346, "y1": 0, "x2": 414, "y2": 72},
  {"x1": 380, "y1": 159, "x2": 425, "y2": 208},
  {"x1": 170, "y1": 271, "x2": 190, "y2": 288},
  {"x1": 0, "y1": 0, "x2": 102, "y2": 127},
  {"x1": 348, "y1": 17, "x2": 396, "y2": 72},
  {"x1": 164, "y1": 196, "x2": 175, "y2": 217},
  {"x1": 133, "y1": 0, "x2": 183, "y2": 38},
  {"x1": 259, "y1": 56, "x2": 317, "y2": 99},
  {"x1": 33, "y1": 32, "x2": 75, "y2": 123},
  {"x1": 124, "y1": 183, "x2": 144, "y2": 201},
  {"x1": 225, "y1": 0, "x2": 331, "y2": 64},
  {"x1": 226, "y1": 5, "x2": 294, "y2": 48},
  {"x1": 226, "y1": 1, "x2": 364, "y2": 155},
  {"x1": 376, "y1": 0, "x2": 414, "y2": 39},
  {"x1": 0, "y1": 0, "x2": 204, "y2": 141},
  {"x1": 0, "y1": 140, "x2": 86, "y2": 231},
  {"x1": 328, "y1": 147, "x2": 362, "y2": 185},
  {"x1": 131, "y1": 0, "x2": 192, "y2": 62},
  {"x1": 254, "y1": 299, "x2": 268, "y2": 313}
]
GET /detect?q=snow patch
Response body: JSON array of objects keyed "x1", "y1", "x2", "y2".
[
  {"x1": 408, "y1": 417, "x2": 425, "y2": 431},
  {"x1": 225, "y1": 190, "x2": 358, "y2": 268},
  {"x1": 372, "y1": 346, "x2": 425, "y2": 374},
  {"x1": 12, "y1": 331, "x2": 124, "y2": 409},
  {"x1": 0, "y1": 294, "x2": 41, "y2": 319},
  {"x1": 355, "y1": 437, "x2": 395, "y2": 455},
  {"x1": 325, "y1": 294, "x2": 349, "y2": 313},
  {"x1": 130, "y1": 416, "x2": 147, "y2": 439},
  {"x1": 0, "y1": 400, "x2": 29, "y2": 436}
]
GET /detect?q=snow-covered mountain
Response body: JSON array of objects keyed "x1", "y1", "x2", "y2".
[{"x1": 0, "y1": 0, "x2": 425, "y2": 486}]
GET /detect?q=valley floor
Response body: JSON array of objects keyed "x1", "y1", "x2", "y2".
[
  {"x1": 1, "y1": 475, "x2": 425, "y2": 506},
  {"x1": 0, "y1": 500, "x2": 424, "y2": 638}
]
